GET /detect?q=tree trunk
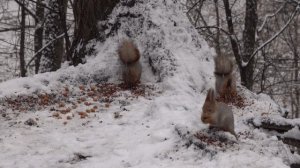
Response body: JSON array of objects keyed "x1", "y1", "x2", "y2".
[
  {"x1": 60, "y1": 0, "x2": 70, "y2": 62},
  {"x1": 293, "y1": 19, "x2": 299, "y2": 118},
  {"x1": 223, "y1": 0, "x2": 257, "y2": 90},
  {"x1": 214, "y1": 0, "x2": 221, "y2": 56},
  {"x1": 222, "y1": 0, "x2": 242, "y2": 65},
  {"x1": 34, "y1": 0, "x2": 44, "y2": 74},
  {"x1": 241, "y1": 0, "x2": 258, "y2": 90},
  {"x1": 69, "y1": 0, "x2": 119, "y2": 66},
  {"x1": 40, "y1": 0, "x2": 67, "y2": 73},
  {"x1": 19, "y1": 0, "x2": 26, "y2": 77}
]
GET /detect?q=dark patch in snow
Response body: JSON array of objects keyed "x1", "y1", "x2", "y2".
[
  {"x1": 120, "y1": 0, "x2": 136, "y2": 7},
  {"x1": 24, "y1": 118, "x2": 38, "y2": 126},
  {"x1": 41, "y1": 79, "x2": 50, "y2": 86},
  {"x1": 248, "y1": 117, "x2": 298, "y2": 133},
  {"x1": 144, "y1": 40, "x2": 177, "y2": 81},
  {"x1": 291, "y1": 163, "x2": 300, "y2": 168},
  {"x1": 114, "y1": 111, "x2": 122, "y2": 119},
  {"x1": 90, "y1": 70, "x2": 110, "y2": 84},
  {"x1": 277, "y1": 136, "x2": 300, "y2": 148},
  {"x1": 174, "y1": 125, "x2": 236, "y2": 159},
  {"x1": 105, "y1": 11, "x2": 144, "y2": 38},
  {"x1": 23, "y1": 84, "x2": 30, "y2": 90},
  {"x1": 60, "y1": 153, "x2": 92, "y2": 164}
]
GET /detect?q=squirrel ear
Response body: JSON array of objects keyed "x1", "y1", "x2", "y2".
[
  {"x1": 206, "y1": 88, "x2": 215, "y2": 102},
  {"x1": 210, "y1": 89, "x2": 215, "y2": 101},
  {"x1": 205, "y1": 90, "x2": 211, "y2": 102},
  {"x1": 226, "y1": 78, "x2": 232, "y2": 88}
]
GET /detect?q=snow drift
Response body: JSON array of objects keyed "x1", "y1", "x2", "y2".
[{"x1": 0, "y1": 0, "x2": 299, "y2": 167}]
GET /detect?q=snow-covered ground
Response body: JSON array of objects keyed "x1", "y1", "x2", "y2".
[{"x1": 0, "y1": 0, "x2": 299, "y2": 167}]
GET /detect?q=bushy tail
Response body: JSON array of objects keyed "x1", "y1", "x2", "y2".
[
  {"x1": 214, "y1": 55, "x2": 233, "y2": 76},
  {"x1": 214, "y1": 55, "x2": 236, "y2": 97},
  {"x1": 118, "y1": 40, "x2": 140, "y2": 64}
]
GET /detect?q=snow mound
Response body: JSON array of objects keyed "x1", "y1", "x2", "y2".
[{"x1": 0, "y1": 0, "x2": 299, "y2": 167}]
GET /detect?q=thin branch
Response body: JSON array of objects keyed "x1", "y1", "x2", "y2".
[
  {"x1": 230, "y1": 0, "x2": 238, "y2": 9},
  {"x1": 0, "y1": 25, "x2": 35, "y2": 33},
  {"x1": 257, "y1": 79, "x2": 300, "y2": 94},
  {"x1": 223, "y1": 0, "x2": 242, "y2": 66},
  {"x1": 0, "y1": 38, "x2": 34, "y2": 51},
  {"x1": 187, "y1": 0, "x2": 203, "y2": 14},
  {"x1": 258, "y1": 2, "x2": 287, "y2": 32},
  {"x1": 0, "y1": 52, "x2": 14, "y2": 55},
  {"x1": 196, "y1": 26, "x2": 230, "y2": 36},
  {"x1": 196, "y1": 26, "x2": 240, "y2": 46},
  {"x1": 243, "y1": 5, "x2": 299, "y2": 67},
  {"x1": 26, "y1": 0, "x2": 59, "y2": 14},
  {"x1": 26, "y1": 33, "x2": 65, "y2": 69},
  {"x1": 14, "y1": 0, "x2": 38, "y2": 21},
  {"x1": 214, "y1": 0, "x2": 221, "y2": 56}
]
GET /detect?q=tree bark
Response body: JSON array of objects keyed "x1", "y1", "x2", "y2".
[
  {"x1": 222, "y1": 0, "x2": 241, "y2": 65},
  {"x1": 214, "y1": 0, "x2": 221, "y2": 57},
  {"x1": 60, "y1": 0, "x2": 70, "y2": 62},
  {"x1": 40, "y1": 0, "x2": 67, "y2": 73},
  {"x1": 223, "y1": 0, "x2": 257, "y2": 90},
  {"x1": 69, "y1": 0, "x2": 119, "y2": 66},
  {"x1": 34, "y1": 0, "x2": 44, "y2": 74},
  {"x1": 19, "y1": 0, "x2": 26, "y2": 77},
  {"x1": 293, "y1": 19, "x2": 299, "y2": 118},
  {"x1": 241, "y1": 0, "x2": 258, "y2": 90}
]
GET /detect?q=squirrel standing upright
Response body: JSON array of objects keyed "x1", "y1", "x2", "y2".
[
  {"x1": 118, "y1": 40, "x2": 142, "y2": 86},
  {"x1": 214, "y1": 55, "x2": 235, "y2": 96}
]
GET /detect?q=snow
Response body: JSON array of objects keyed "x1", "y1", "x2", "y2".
[
  {"x1": 0, "y1": 0, "x2": 299, "y2": 167},
  {"x1": 283, "y1": 127, "x2": 300, "y2": 139}
]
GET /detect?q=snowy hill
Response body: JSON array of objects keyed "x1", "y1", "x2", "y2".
[{"x1": 0, "y1": 0, "x2": 299, "y2": 167}]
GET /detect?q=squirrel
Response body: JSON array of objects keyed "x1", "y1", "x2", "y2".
[
  {"x1": 117, "y1": 39, "x2": 142, "y2": 86},
  {"x1": 214, "y1": 55, "x2": 236, "y2": 97},
  {"x1": 201, "y1": 88, "x2": 238, "y2": 139}
]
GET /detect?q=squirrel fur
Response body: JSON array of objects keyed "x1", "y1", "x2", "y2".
[
  {"x1": 214, "y1": 55, "x2": 235, "y2": 96},
  {"x1": 118, "y1": 40, "x2": 142, "y2": 86},
  {"x1": 201, "y1": 88, "x2": 238, "y2": 139}
]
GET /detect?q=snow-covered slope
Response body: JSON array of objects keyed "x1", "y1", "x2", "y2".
[{"x1": 0, "y1": 0, "x2": 299, "y2": 167}]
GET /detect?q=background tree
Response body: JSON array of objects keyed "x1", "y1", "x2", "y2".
[
  {"x1": 34, "y1": 0, "x2": 44, "y2": 74},
  {"x1": 186, "y1": 0, "x2": 300, "y2": 117},
  {"x1": 254, "y1": 1, "x2": 300, "y2": 118},
  {"x1": 69, "y1": 0, "x2": 119, "y2": 66},
  {"x1": 19, "y1": 0, "x2": 26, "y2": 77},
  {"x1": 39, "y1": 0, "x2": 67, "y2": 73}
]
